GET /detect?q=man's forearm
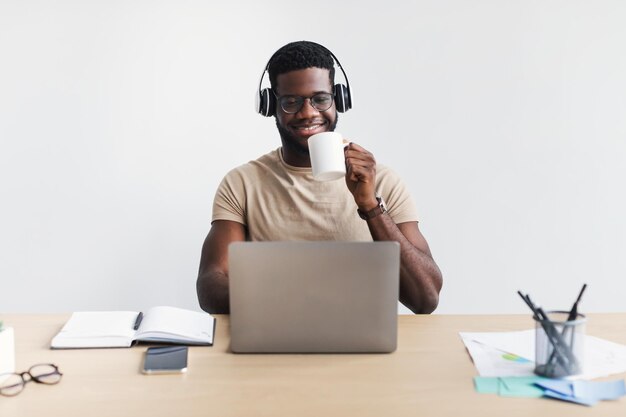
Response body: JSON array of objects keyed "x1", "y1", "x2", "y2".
[
  {"x1": 396, "y1": 241, "x2": 442, "y2": 314},
  {"x1": 197, "y1": 270, "x2": 230, "y2": 314},
  {"x1": 365, "y1": 214, "x2": 442, "y2": 314}
]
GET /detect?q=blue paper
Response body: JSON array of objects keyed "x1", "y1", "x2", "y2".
[
  {"x1": 535, "y1": 379, "x2": 574, "y2": 397},
  {"x1": 535, "y1": 379, "x2": 626, "y2": 406},
  {"x1": 543, "y1": 390, "x2": 597, "y2": 406},
  {"x1": 573, "y1": 379, "x2": 626, "y2": 401}
]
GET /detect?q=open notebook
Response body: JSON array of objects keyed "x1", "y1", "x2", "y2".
[{"x1": 51, "y1": 306, "x2": 215, "y2": 349}]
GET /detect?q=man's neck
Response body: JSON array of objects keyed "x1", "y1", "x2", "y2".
[{"x1": 280, "y1": 142, "x2": 311, "y2": 168}]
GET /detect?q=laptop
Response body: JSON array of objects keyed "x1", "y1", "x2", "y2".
[{"x1": 228, "y1": 241, "x2": 400, "y2": 353}]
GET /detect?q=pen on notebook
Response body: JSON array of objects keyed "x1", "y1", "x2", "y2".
[{"x1": 133, "y1": 312, "x2": 143, "y2": 330}]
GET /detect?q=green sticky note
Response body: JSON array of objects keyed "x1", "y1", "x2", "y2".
[
  {"x1": 474, "y1": 377, "x2": 499, "y2": 394},
  {"x1": 498, "y1": 376, "x2": 546, "y2": 398}
]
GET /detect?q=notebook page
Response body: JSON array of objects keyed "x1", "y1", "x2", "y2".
[
  {"x1": 136, "y1": 306, "x2": 214, "y2": 344},
  {"x1": 51, "y1": 311, "x2": 138, "y2": 348}
]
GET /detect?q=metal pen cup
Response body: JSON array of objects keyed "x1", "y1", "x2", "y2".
[{"x1": 534, "y1": 311, "x2": 586, "y2": 378}]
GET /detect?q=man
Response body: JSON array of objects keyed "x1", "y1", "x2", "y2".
[{"x1": 197, "y1": 41, "x2": 442, "y2": 314}]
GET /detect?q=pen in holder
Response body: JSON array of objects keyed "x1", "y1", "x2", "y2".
[
  {"x1": 518, "y1": 285, "x2": 587, "y2": 378},
  {"x1": 534, "y1": 310, "x2": 586, "y2": 378}
]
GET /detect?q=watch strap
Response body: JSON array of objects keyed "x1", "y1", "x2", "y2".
[{"x1": 357, "y1": 196, "x2": 387, "y2": 220}]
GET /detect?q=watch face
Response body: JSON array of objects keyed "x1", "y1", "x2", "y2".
[{"x1": 378, "y1": 196, "x2": 387, "y2": 211}]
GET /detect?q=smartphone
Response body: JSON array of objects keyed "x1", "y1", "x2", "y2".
[{"x1": 142, "y1": 346, "x2": 188, "y2": 374}]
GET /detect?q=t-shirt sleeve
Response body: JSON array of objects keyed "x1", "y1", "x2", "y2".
[
  {"x1": 212, "y1": 168, "x2": 247, "y2": 225},
  {"x1": 376, "y1": 166, "x2": 419, "y2": 224}
]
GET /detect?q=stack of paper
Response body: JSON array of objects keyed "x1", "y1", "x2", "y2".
[{"x1": 460, "y1": 329, "x2": 626, "y2": 380}]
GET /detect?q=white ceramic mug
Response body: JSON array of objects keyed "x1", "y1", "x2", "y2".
[
  {"x1": 0, "y1": 327, "x2": 15, "y2": 383},
  {"x1": 308, "y1": 132, "x2": 346, "y2": 181}
]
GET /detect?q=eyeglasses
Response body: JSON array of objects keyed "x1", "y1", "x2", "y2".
[
  {"x1": 0, "y1": 364, "x2": 62, "y2": 396},
  {"x1": 274, "y1": 92, "x2": 334, "y2": 114}
]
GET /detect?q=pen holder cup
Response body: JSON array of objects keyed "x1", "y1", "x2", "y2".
[{"x1": 534, "y1": 311, "x2": 586, "y2": 378}]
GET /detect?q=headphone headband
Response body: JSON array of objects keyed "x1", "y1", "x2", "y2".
[{"x1": 256, "y1": 42, "x2": 352, "y2": 117}]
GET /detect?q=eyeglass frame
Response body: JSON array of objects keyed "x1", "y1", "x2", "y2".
[
  {"x1": 0, "y1": 363, "x2": 63, "y2": 396},
  {"x1": 272, "y1": 91, "x2": 335, "y2": 114}
]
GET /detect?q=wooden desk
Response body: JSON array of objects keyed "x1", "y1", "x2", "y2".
[{"x1": 1, "y1": 314, "x2": 625, "y2": 416}]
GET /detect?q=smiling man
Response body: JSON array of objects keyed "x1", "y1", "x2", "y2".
[{"x1": 197, "y1": 41, "x2": 442, "y2": 314}]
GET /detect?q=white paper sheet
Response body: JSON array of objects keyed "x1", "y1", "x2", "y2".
[
  {"x1": 461, "y1": 335, "x2": 535, "y2": 377},
  {"x1": 460, "y1": 330, "x2": 626, "y2": 380}
]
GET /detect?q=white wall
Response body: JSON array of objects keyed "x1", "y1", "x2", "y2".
[{"x1": 1, "y1": 0, "x2": 625, "y2": 314}]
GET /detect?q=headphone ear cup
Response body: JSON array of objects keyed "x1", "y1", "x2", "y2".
[
  {"x1": 258, "y1": 88, "x2": 276, "y2": 117},
  {"x1": 334, "y1": 84, "x2": 351, "y2": 113}
]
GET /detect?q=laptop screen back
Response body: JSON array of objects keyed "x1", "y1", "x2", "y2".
[{"x1": 229, "y1": 241, "x2": 400, "y2": 353}]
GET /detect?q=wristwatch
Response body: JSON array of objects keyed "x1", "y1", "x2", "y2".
[{"x1": 357, "y1": 196, "x2": 387, "y2": 220}]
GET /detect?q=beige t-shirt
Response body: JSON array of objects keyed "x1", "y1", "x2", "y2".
[{"x1": 212, "y1": 148, "x2": 418, "y2": 241}]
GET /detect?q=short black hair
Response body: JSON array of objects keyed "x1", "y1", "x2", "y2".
[{"x1": 268, "y1": 41, "x2": 335, "y2": 91}]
